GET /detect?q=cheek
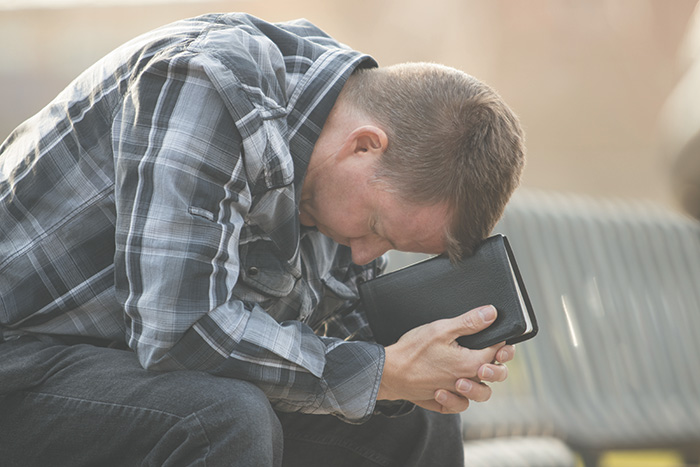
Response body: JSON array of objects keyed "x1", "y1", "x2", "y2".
[
  {"x1": 314, "y1": 184, "x2": 368, "y2": 237},
  {"x1": 327, "y1": 213, "x2": 355, "y2": 235},
  {"x1": 326, "y1": 210, "x2": 366, "y2": 238}
]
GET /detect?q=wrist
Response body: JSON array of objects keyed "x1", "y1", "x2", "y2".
[{"x1": 377, "y1": 344, "x2": 402, "y2": 401}]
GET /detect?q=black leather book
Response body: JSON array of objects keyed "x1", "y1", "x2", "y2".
[{"x1": 359, "y1": 234, "x2": 538, "y2": 349}]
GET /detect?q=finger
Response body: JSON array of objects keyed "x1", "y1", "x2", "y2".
[
  {"x1": 478, "y1": 363, "x2": 508, "y2": 383},
  {"x1": 413, "y1": 397, "x2": 469, "y2": 414},
  {"x1": 412, "y1": 399, "x2": 444, "y2": 413},
  {"x1": 455, "y1": 378, "x2": 493, "y2": 402},
  {"x1": 434, "y1": 389, "x2": 471, "y2": 414},
  {"x1": 495, "y1": 345, "x2": 516, "y2": 363},
  {"x1": 445, "y1": 305, "x2": 497, "y2": 340}
]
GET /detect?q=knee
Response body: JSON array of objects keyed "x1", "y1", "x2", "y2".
[
  {"x1": 197, "y1": 380, "x2": 283, "y2": 463},
  {"x1": 215, "y1": 380, "x2": 281, "y2": 439},
  {"x1": 155, "y1": 376, "x2": 283, "y2": 465},
  {"x1": 172, "y1": 375, "x2": 282, "y2": 439},
  {"x1": 411, "y1": 409, "x2": 462, "y2": 444}
]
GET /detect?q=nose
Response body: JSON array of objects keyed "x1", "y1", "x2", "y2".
[{"x1": 349, "y1": 238, "x2": 391, "y2": 265}]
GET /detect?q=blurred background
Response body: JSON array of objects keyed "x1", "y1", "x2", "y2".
[
  {"x1": 1, "y1": 0, "x2": 698, "y2": 210},
  {"x1": 2, "y1": 1, "x2": 700, "y2": 466}
]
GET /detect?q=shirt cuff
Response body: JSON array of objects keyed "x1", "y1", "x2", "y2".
[{"x1": 318, "y1": 338, "x2": 385, "y2": 423}]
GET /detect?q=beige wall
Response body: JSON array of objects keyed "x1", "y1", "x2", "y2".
[{"x1": 1, "y1": 0, "x2": 697, "y2": 210}]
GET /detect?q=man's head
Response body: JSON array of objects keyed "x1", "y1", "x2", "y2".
[
  {"x1": 339, "y1": 62, "x2": 525, "y2": 260},
  {"x1": 300, "y1": 62, "x2": 525, "y2": 264}
]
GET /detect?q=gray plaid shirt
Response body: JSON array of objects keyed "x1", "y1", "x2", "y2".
[{"x1": 0, "y1": 13, "x2": 388, "y2": 422}]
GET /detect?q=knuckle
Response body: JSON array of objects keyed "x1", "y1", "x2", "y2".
[
  {"x1": 461, "y1": 313, "x2": 480, "y2": 331},
  {"x1": 439, "y1": 391, "x2": 471, "y2": 414},
  {"x1": 500, "y1": 365, "x2": 509, "y2": 382},
  {"x1": 451, "y1": 399, "x2": 469, "y2": 414},
  {"x1": 499, "y1": 345, "x2": 515, "y2": 362},
  {"x1": 477, "y1": 384, "x2": 493, "y2": 402}
]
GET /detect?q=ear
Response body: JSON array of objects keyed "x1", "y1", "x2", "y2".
[{"x1": 347, "y1": 125, "x2": 388, "y2": 158}]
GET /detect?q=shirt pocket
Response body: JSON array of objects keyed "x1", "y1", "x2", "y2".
[
  {"x1": 236, "y1": 241, "x2": 299, "y2": 297},
  {"x1": 321, "y1": 274, "x2": 357, "y2": 302},
  {"x1": 308, "y1": 274, "x2": 357, "y2": 324}
]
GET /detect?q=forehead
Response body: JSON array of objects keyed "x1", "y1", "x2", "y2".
[{"x1": 379, "y1": 198, "x2": 451, "y2": 254}]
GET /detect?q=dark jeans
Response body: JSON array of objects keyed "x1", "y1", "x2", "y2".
[{"x1": 0, "y1": 335, "x2": 464, "y2": 466}]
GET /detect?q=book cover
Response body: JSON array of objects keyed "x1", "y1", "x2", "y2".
[{"x1": 359, "y1": 234, "x2": 538, "y2": 349}]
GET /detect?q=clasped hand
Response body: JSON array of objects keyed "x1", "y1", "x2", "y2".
[{"x1": 377, "y1": 305, "x2": 515, "y2": 414}]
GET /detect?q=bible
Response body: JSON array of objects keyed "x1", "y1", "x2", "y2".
[{"x1": 359, "y1": 234, "x2": 538, "y2": 349}]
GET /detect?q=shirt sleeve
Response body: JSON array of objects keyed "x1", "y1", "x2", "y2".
[
  {"x1": 314, "y1": 255, "x2": 416, "y2": 419},
  {"x1": 112, "y1": 49, "x2": 383, "y2": 422}
]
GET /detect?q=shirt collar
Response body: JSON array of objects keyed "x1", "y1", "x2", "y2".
[{"x1": 287, "y1": 50, "x2": 377, "y2": 199}]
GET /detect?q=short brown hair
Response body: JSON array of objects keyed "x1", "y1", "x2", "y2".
[{"x1": 341, "y1": 63, "x2": 525, "y2": 260}]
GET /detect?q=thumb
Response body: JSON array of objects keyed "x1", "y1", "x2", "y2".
[{"x1": 446, "y1": 305, "x2": 497, "y2": 340}]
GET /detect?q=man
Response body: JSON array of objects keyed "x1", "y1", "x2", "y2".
[{"x1": 0, "y1": 13, "x2": 524, "y2": 466}]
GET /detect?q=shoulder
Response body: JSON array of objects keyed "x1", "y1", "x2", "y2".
[{"x1": 185, "y1": 13, "x2": 359, "y2": 105}]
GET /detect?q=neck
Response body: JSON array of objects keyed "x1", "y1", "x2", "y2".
[{"x1": 302, "y1": 98, "x2": 360, "y2": 199}]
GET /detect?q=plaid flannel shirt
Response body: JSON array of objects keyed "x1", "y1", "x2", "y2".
[{"x1": 0, "y1": 13, "x2": 388, "y2": 422}]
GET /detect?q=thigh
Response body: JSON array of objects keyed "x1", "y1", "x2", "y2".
[
  {"x1": 277, "y1": 406, "x2": 464, "y2": 467},
  {"x1": 0, "y1": 335, "x2": 282, "y2": 467}
]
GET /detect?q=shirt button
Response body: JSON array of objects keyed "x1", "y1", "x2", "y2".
[{"x1": 247, "y1": 267, "x2": 259, "y2": 276}]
